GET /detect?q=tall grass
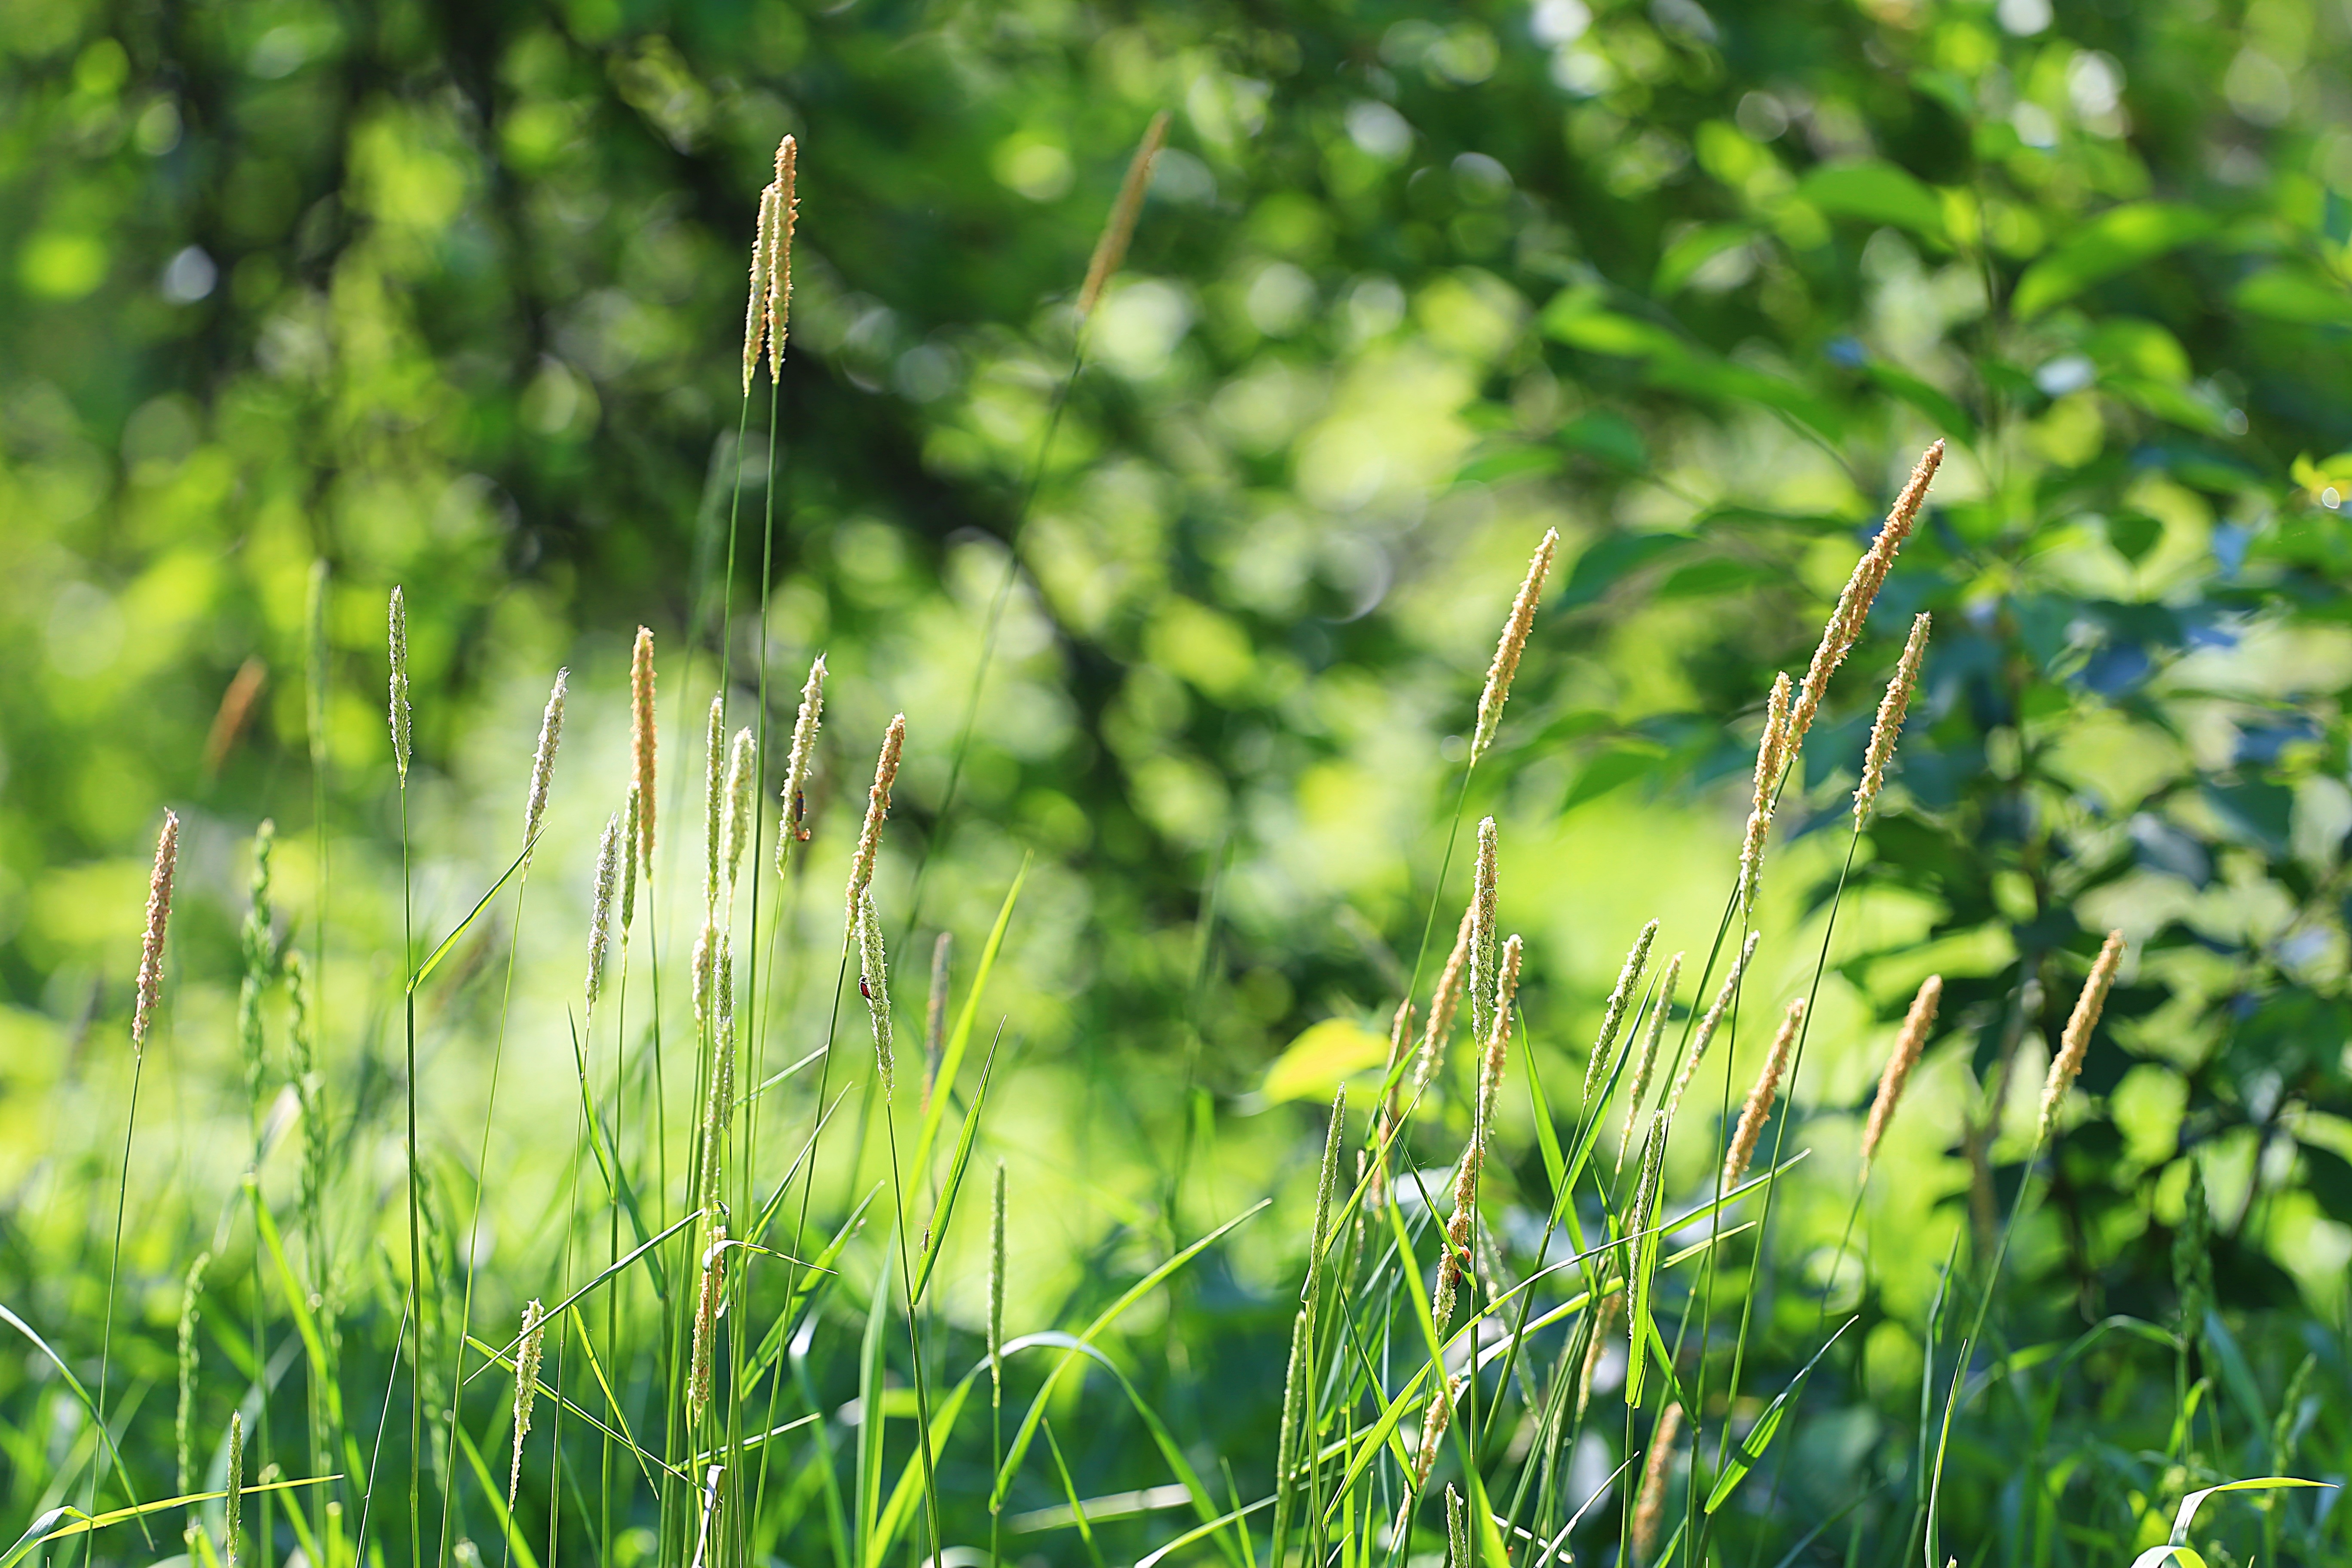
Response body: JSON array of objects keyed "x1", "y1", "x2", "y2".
[{"x1": 7, "y1": 136, "x2": 2342, "y2": 1568}]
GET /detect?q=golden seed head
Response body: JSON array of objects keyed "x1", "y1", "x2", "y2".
[
  {"x1": 777, "y1": 654, "x2": 826, "y2": 878},
  {"x1": 1860, "y1": 974, "x2": 1942, "y2": 1170},
  {"x1": 1618, "y1": 950, "x2": 1683, "y2": 1172},
  {"x1": 2037, "y1": 931, "x2": 2126, "y2": 1151},
  {"x1": 1077, "y1": 110, "x2": 1170, "y2": 321},
  {"x1": 742, "y1": 180, "x2": 777, "y2": 396},
  {"x1": 767, "y1": 136, "x2": 799, "y2": 381},
  {"x1": 1586, "y1": 919, "x2": 1659, "y2": 1103},
  {"x1": 845, "y1": 713, "x2": 906, "y2": 934},
  {"x1": 586, "y1": 812, "x2": 621, "y2": 1026},
  {"x1": 1468, "y1": 816, "x2": 1501, "y2": 1048},
  {"x1": 631, "y1": 627, "x2": 657, "y2": 875},
  {"x1": 1788, "y1": 440, "x2": 1944, "y2": 753},
  {"x1": 1738, "y1": 672, "x2": 1793, "y2": 918},
  {"x1": 1855, "y1": 612, "x2": 1932, "y2": 828},
  {"x1": 522, "y1": 668, "x2": 568, "y2": 856},
  {"x1": 388, "y1": 585, "x2": 411, "y2": 783},
  {"x1": 1414, "y1": 903, "x2": 1476, "y2": 1093},
  {"x1": 1472, "y1": 528, "x2": 1560, "y2": 763},
  {"x1": 133, "y1": 809, "x2": 181, "y2": 1051},
  {"x1": 1475, "y1": 933, "x2": 1525, "y2": 1153},
  {"x1": 1632, "y1": 1401, "x2": 1685, "y2": 1565},
  {"x1": 1724, "y1": 997, "x2": 1805, "y2": 1191}
]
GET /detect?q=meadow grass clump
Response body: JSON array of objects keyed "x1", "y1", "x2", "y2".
[{"x1": 9, "y1": 117, "x2": 2341, "y2": 1568}]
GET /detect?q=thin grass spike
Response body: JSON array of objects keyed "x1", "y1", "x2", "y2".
[
  {"x1": 508, "y1": 1298, "x2": 545, "y2": 1510},
  {"x1": 1618, "y1": 952, "x2": 1682, "y2": 1171},
  {"x1": 1077, "y1": 111, "x2": 1169, "y2": 320},
  {"x1": 1586, "y1": 919, "x2": 1659, "y2": 1104},
  {"x1": 776, "y1": 654, "x2": 826, "y2": 876},
  {"x1": 2036, "y1": 931, "x2": 2126, "y2": 1151},
  {"x1": 742, "y1": 179, "x2": 777, "y2": 395},
  {"x1": 1471, "y1": 528, "x2": 1560, "y2": 762},
  {"x1": 1855, "y1": 612, "x2": 1930, "y2": 827},
  {"x1": 1468, "y1": 817, "x2": 1500, "y2": 1051},
  {"x1": 522, "y1": 668, "x2": 567, "y2": 857},
  {"x1": 585, "y1": 813, "x2": 620, "y2": 1028},
  {"x1": 1724, "y1": 998, "x2": 1804, "y2": 1189},
  {"x1": 1664, "y1": 931, "x2": 1760, "y2": 1127},
  {"x1": 226, "y1": 1409, "x2": 245, "y2": 1568},
  {"x1": 1787, "y1": 441, "x2": 1943, "y2": 750},
  {"x1": 722, "y1": 726, "x2": 756, "y2": 897},
  {"x1": 766, "y1": 135, "x2": 798, "y2": 378},
  {"x1": 1738, "y1": 673, "x2": 1792, "y2": 917},
  {"x1": 1860, "y1": 975, "x2": 1942, "y2": 1173},
  {"x1": 630, "y1": 627, "x2": 656, "y2": 874},
  {"x1": 845, "y1": 714, "x2": 906, "y2": 933},
  {"x1": 134, "y1": 809, "x2": 181, "y2": 1051},
  {"x1": 1414, "y1": 903, "x2": 1475, "y2": 1093},
  {"x1": 388, "y1": 585, "x2": 410, "y2": 783}
]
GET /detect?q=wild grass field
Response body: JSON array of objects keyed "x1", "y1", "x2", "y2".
[{"x1": 5, "y1": 2, "x2": 2352, "y2": 1567}]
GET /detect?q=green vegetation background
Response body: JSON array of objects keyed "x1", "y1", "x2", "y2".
[{"x1": 3, "y1": 0, "x2": 2351, "y2": 1562}]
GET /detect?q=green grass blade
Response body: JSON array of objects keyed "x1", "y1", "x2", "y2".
[
  {"x1": 911, "y1": 857, "x2": 1028, "y2": 1179},
  {"x1": 1703, "y1": 1317, "x2": 1856, "y2": 1513},
  {"x1": 408, "y1": 837, "x2": 536, "y2": 992},
  {"x1": 911, "y1": 1023, "x2": 1007, "y2": 1302},
  {"x1": 452, "y1": 1414, "x2": 543, "y2": 1568}
]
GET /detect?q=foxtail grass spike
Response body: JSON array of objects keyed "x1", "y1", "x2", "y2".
[
  {"x1": 1855, "y1": 612, "x2": 1931, "y2": 828},
  {"x1": 1738, "y1": 672, "x2": 1792, "y2": 917},
  {"x1": 845, "y1": 714, "x2": 906, "y2": 933},
  {"x1": 226, "y1": 1409, "x2": 245, "y2": 1568},
  {"x1": 236, "y1": 820, "x2": 275, "y2": 1104},
  {"x1": 508, "y1": 1298, "x2": 545, "y2": 1510},
  {"x1": 1664, "y1": 931, "x2": 1760, "y2": 1127},
  {"x1": 175, "y1": 1251, "x2": 211, "y2": 1499},
  {"x1": 1788, "y1": 441, "x2": 1943, "y2": 751},
  {"x1": 522, "y1": 668, "x2": 567, "y2": 858},
  {"x1": 1631, "y1": 1401, "x2": 1684, "y2": 1565},
  {"x1": 620, "y1": 780, "x2": 643, "y2": 934},
  {"x1": 722, "y1": 726, "x2": 756, "y2": 897},
  {"x1": 1401, "y1": 1373, "x2": 1460, "y2": 1516},
  {"x1": 1471, "y1": 528, "x2": 1559, "y2": 763},
  {"x1": 776, "y1": 654, "x2": 826, "y2": 876},
  {"x1": 1468, "y1": 816, "x2": 1500, "y2": 1051},
  {"x1": 742, "y1": 179, "x2": 778, "y2": 395},
  {"x1": 1724, "y1": 997, "x2": 1804, "y2": 1190},
  {"x1": 630, "y1": 627, "x2": 657, "y2": 874},
  {"x1": 1414, "y1": 903, "x2": 1474, "y2": 1093},
  {"x1": 134, "y1": 809, "x2": 181, "y2": 1051},
  {"x1": 1444, "y1": 1486, "x2": 1468, "y2": 1568},
  {"x1": 857, "y1": 884, "x2": 894, "y2": 1092},
  {"x1": 1077, "y1": 110, "x2": 1169, "y2": 321},
  {"x1": 1474, "y1": 934, "x2": 1524, "y2": 1149},
  {"x1": 699, "y1": 937, "x2": 738, "y2": 1201},
  {"x1": 1575, "y1": 1286, "x2": 1621, "y2": 1423},
  {"x1": 1618, "y1": 952, "x2": 1682, "y2": 1171},
  {"x1": 585, "y1": 813, "x2": 620, "y2": 1028},
  {"x1": 692, "y1": 917, "x2": 718, "y2": 1035},
  {"x1": 1308, "y1": 1084, "x2": 1347, "y2": 1306},
  {"x1": 2036, "y1": 931, "x2": 2126, "y2": 1151},
  {"x1": 766, "y1": 135, "x2": 799, "y2": 380},
  {"x1": 1861, "y1": 975, "x2": 1942, "y2": 1173},
  {"x1": 690, "y1": 1228, "x2": 727, "y2": 1426},
  {"x1": 988, "y1": 1161, "x2": 1006, "y2": 1392},
  {"x1": 388, "y1": 585, "x2": 410, "y2": 784},
  {"x1": 1585, "y1": 919, "x2": 1659, "y2": 1104},
  {"x1": 702, "y1": 694, "x2": 726, "y2": 916}
]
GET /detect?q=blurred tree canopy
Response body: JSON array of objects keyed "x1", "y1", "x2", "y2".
[{"x1": 6, "y1": 0, "x2": 2352, "y2": 1355}]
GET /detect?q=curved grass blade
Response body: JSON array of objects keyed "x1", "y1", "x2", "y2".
[
  {"x1": 0, "y1": 1302, "x2": 142, "y2": 1522},
  {"x1": 911, "y1": 857, "x2": 1028, "y2": 1178},
  {"x1": 1703, "y1": 1317, "x2": 1857, "y2": 1512},
  {"x1": 0, "y1": 1476, "x2": 340, "y2": 1568},
  {"x1": 911, "y1": 1022, "x2": 1008, "y2": 1302},
  {"x1": 409, "y1": 836, "x2": 536, "y2": 991}
]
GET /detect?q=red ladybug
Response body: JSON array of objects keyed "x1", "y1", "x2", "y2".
[{"x1": 859, "y1": 974, "x2": 873, "y2": 1001}]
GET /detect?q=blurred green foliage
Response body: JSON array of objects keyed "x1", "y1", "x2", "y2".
[{"x1": 5, "y1": 0, "x2": 2352, "y2": 1560}]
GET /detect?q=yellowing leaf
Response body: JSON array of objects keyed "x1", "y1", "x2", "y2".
[{"x1": 1260, "y1": 1017, "x2": 1391, "y2": 1104}]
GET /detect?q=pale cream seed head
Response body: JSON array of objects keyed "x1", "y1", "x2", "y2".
[{"x1": 1471, "y1": 527, "x2": 1561, "y2": 763}]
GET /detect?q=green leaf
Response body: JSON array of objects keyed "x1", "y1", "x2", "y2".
[
  {"x1": 2012, "y1": 202, "x2": 2216, "y2": 319},
  {"x1": 1558, "y1": 533, "x2": 1693, "y2": 609},
  {"x1": 1562, "y1": 744, "x2": 1664, "y2": 813},
  {"x1": 1798, "y1": 160, "x2": 1948, "y2": 242},
  {"x1": 1655, "y1": 224, "x2": 1755, "y2": 295},
  {"x1": 1454, "y1": 445, "x2": 1562, "y2": 487},
  {"x1": 1544, "y1": 306, "x2": 1684, "y2": 359},
  {"x1": 2232, "y1": 266, "x2": 2352, "y2": 326},
  {"x1": 1865, "y1": 363, "x2": 1975, "y2": 444},
  {"x1": 2165, "y1": 1476, "x2": 2331, "y2": 1545},
  {"x1": 1259, "y1": 1016, "x2": 1392, "y2": 1103},
  {"x1": 1559, "y1": 410, "x2": 1650, "y2": 471}
]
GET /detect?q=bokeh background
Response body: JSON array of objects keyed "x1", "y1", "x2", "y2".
[{"x1": 5, "y1": 0, "x2": 2352, "y2": 1559}]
